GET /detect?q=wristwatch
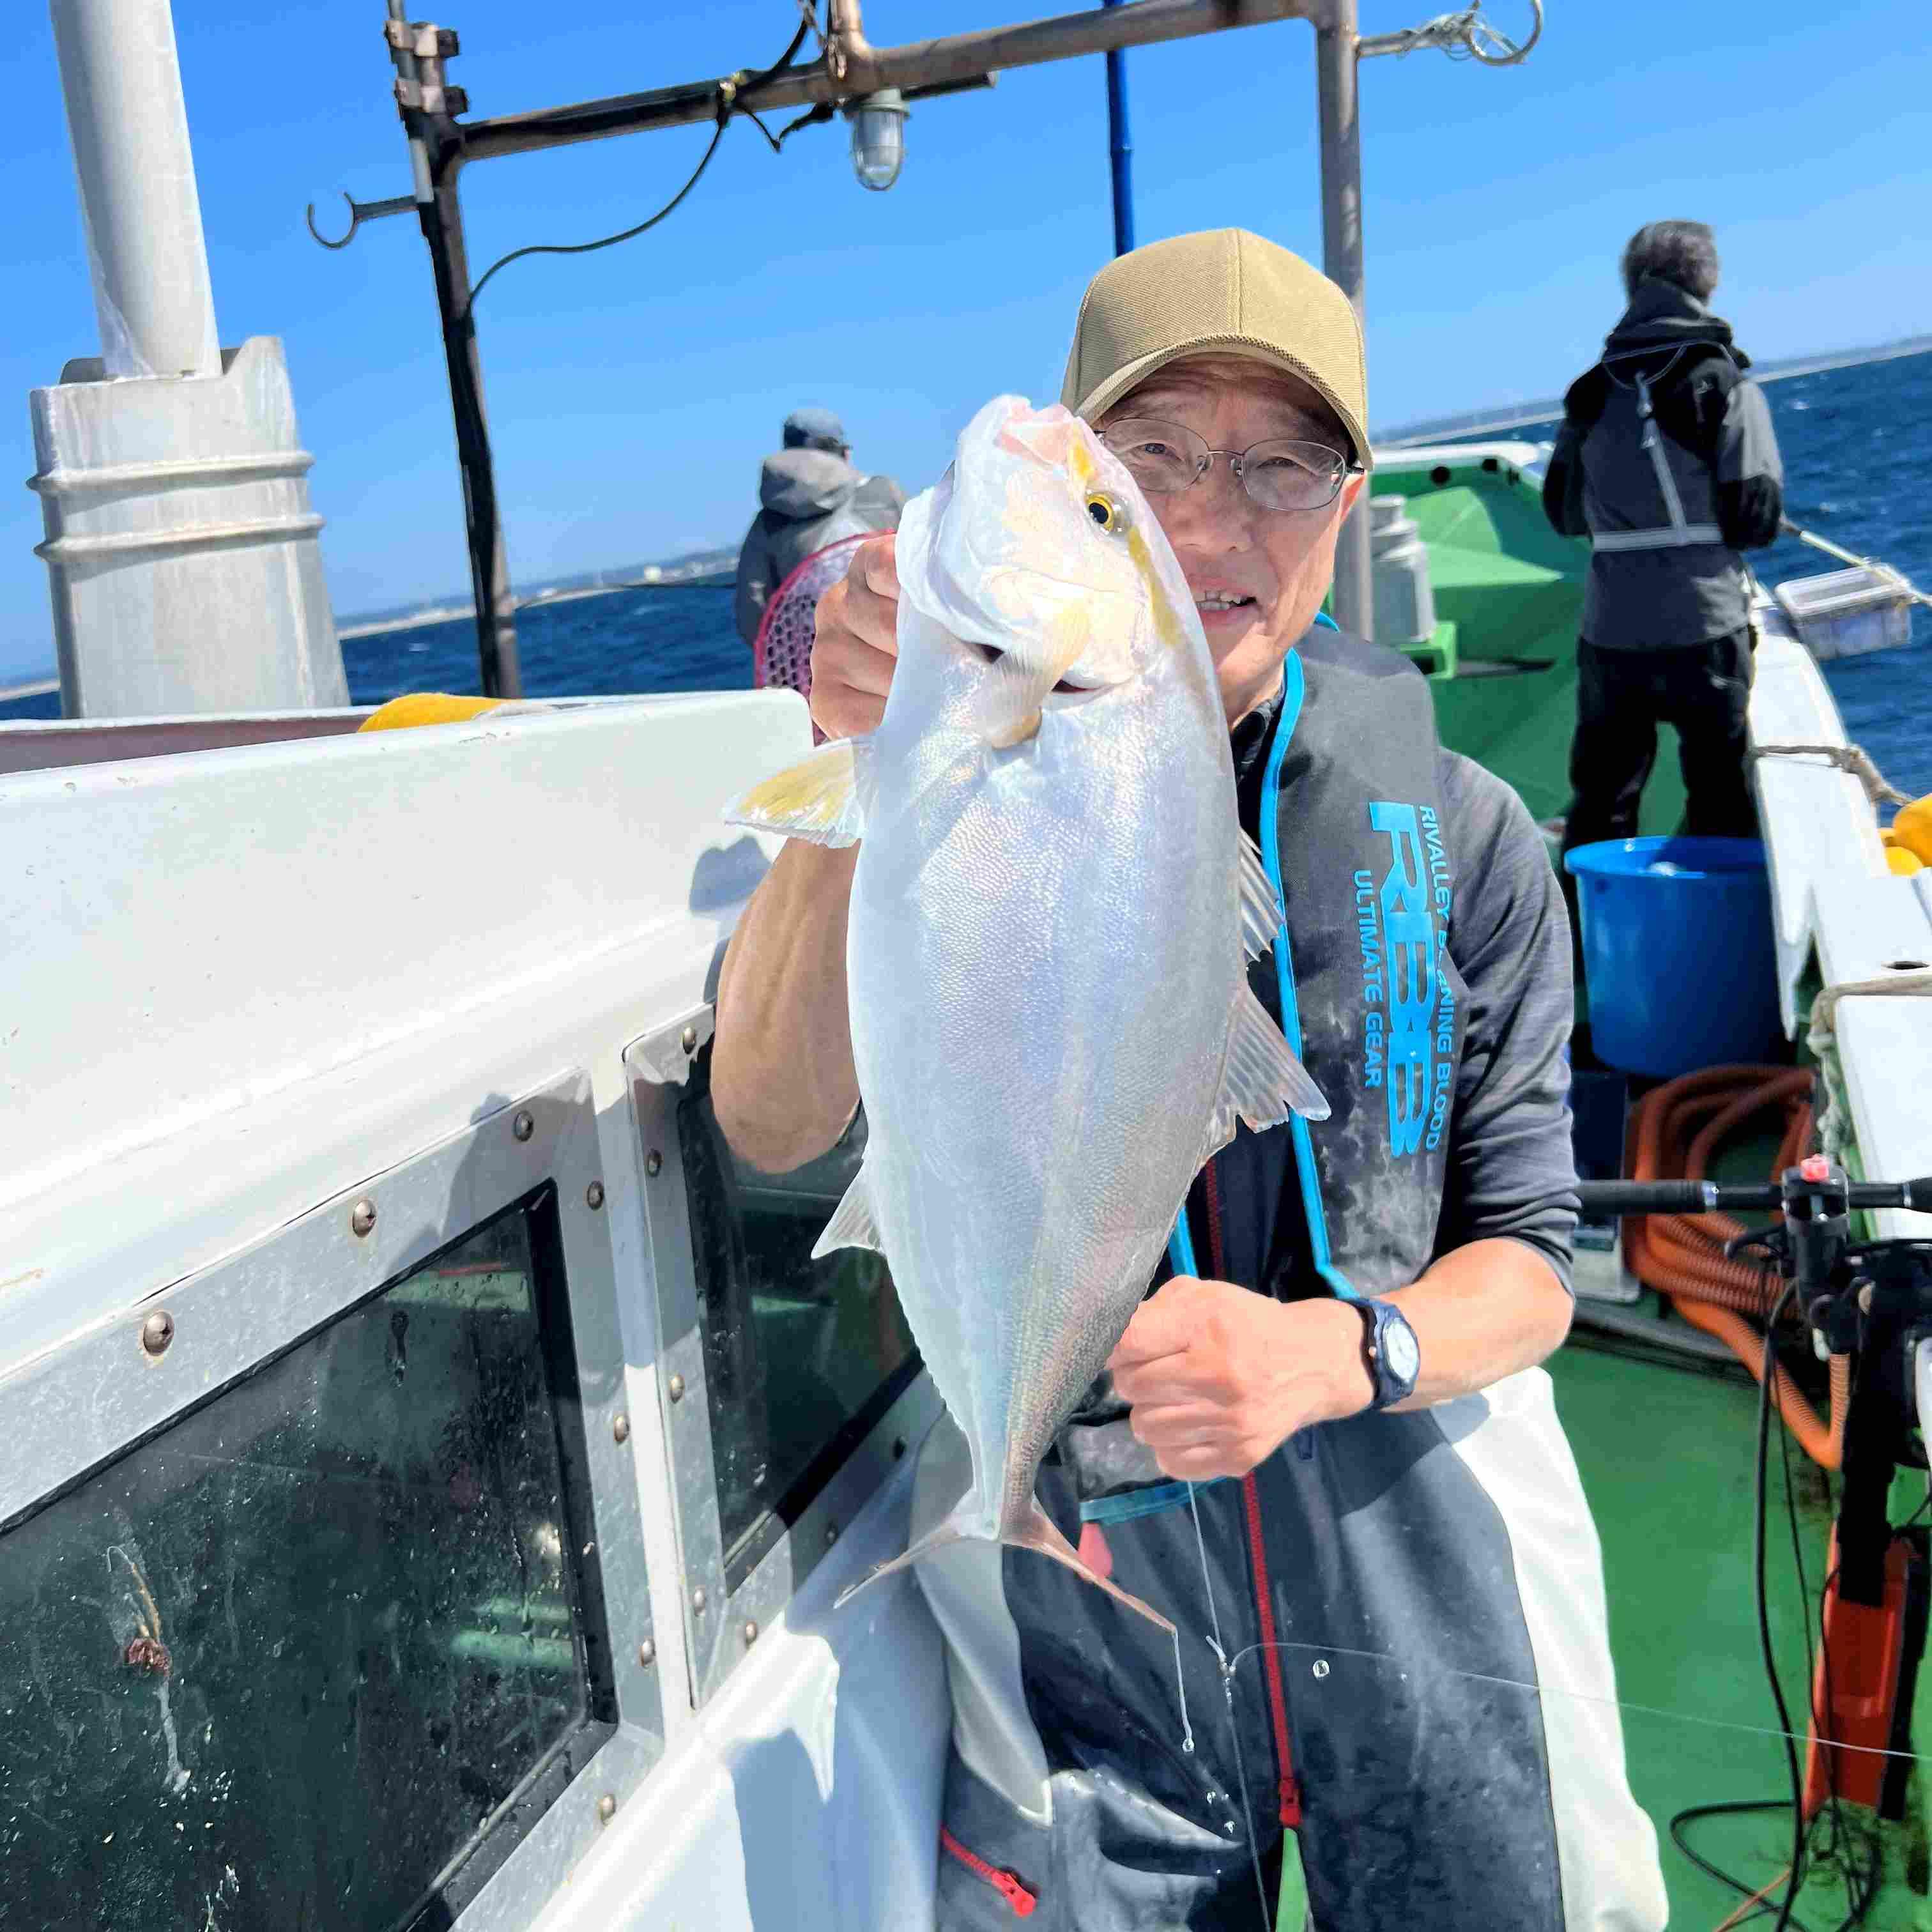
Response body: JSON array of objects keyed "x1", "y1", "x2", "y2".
[{"x1": 1353, "y1": 1297, "x2": 1421, "y2": 1411}]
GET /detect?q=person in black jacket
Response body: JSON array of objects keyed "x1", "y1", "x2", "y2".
[
  {"x1": 1543, "y1": 221, "x2": 1784, "y2": 862},
  {"x1": 734, "y1": 408, "x2": 906, "y2": 648}
]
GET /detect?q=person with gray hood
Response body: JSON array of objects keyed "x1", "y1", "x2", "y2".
[
  {"x1": 1544, "y1": 222, "x2": 1784, "y2": 871},
  {"x1": 733, "y1": 408, "x2": 906, "y2": 648}
]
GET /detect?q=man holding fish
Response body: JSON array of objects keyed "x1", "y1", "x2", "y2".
[{"x1": 716, "y1": 229, "x2": 1666, "y2": 1930}]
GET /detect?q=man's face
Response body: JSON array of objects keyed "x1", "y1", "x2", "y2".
[{"x1": 1099, "y1": 355, "x2": 1365, "y2": 724}]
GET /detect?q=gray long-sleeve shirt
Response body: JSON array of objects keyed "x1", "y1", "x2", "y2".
[{"x1": 1195, "y1": 696, "x2": 1579, "y2": 1299}]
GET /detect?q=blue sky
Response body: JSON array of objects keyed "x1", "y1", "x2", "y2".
[{"x1": 2, "y1": 0, "x2": 1927, "y2": 677}]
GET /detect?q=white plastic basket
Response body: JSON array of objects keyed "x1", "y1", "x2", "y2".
[{"x1": 1774, "y1": 565, "x2": 1913, "y2": 661}]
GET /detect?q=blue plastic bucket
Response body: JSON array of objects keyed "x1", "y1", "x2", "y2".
[{"x1": 1563, "y1": 836, "x2": 1782, "y2": 1078}]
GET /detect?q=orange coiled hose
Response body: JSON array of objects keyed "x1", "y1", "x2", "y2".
[{"x1": 1621, "y1": 1064, "x2": 1849, "y2": 1470}]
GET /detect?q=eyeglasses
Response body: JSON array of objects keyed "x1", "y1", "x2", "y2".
[{"x1": 1098, "y1": 417, "x2": 1360, "y2": 512}]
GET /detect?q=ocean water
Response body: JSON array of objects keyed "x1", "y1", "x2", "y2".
[
  {"x1": 8, "y1": 351, "x2": 1928, "y2": 800},
  {"x1": 1484, "y1": 347, "x2": 1932, "y2": 806}
]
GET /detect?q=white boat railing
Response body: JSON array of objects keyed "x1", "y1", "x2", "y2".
[
  {"x1": 0, "y1": 693, "x2": 947, "y2": 1931},
  {"x1": 1749, "y1": 597, "x2": 1932, "y2": 1244}
]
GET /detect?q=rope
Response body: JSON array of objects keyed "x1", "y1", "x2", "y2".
[
  {"x1": 1809, "y1": 968, "x2": 1932, "y2": 1045},
  {"x1": 1751, "y1": 741, "x2": 1913, "y2": 809}
]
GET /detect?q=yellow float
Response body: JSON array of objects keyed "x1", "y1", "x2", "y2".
[{"x1": 1889, "y1": 795, "x2": 1932, "y2": 864}]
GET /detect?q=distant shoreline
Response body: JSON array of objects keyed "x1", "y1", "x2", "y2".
[
  {"x1": 1376, "y1": 335, "x2": 1932, "y2": 448},
  {"x1": 5, "y1": 334, "x2": 1924, "y2": 682}
]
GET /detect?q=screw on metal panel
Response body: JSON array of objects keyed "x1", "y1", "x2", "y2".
[
  {"x1": 638, "y1": 1638, "x2": 656, "y2": 1668},
  {"x1": 742, "y1": 1620, "x2": 759, "y2": 1646},
  {"x1": 666, "y1": 1374, "x2": 686, "y2": 1403},
  {"x1": 646, "y1": 1149, "x2": 663, "y2": 1177},
  {"x1": 691, "y1": 1586, "x2": 708, "y2": 1613},
  {"x1": 825, "y1": 1522, "x2": 839, "y2": 1546},
  {"x1": 1312, "y1": 1659, "x2": 1330, "y2": 1680},
  {"x1": 349, "y1": 1199, "x2": 377, "y2": 1238},
  {"x1": 512, "y1": 1109, "x2": 535, "y2": 1142},
  {"x1": 596, "y1": 1794, "x2": 617, "y2": 1825},
  {"x1": 140, "y1": 1311, "x2": 174, "y2": 1358},
  {"x1": 586, "y1": 1180, "x2": 605, "y2": 1210},
  {"x1": 680, "y1": 1025, "x2": 698, "y2": 1055},
  {"x1": 612, "y1": 1413, "x2": 631, "y2": 1445}
]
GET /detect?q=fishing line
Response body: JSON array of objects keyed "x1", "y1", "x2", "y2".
[
  {"x1": 1212, "y1": 1632, "x2": 1932, "y2": 1770},
  {"x1": 1171, "y1": 1213, "x2": 1273, "y2": 1927},
  {"x1": 1187, "y1": 1478, "x2": 1273, "y2": 1929},
  {"x1": 1167, "y1": 1622, "x2": 1197, "y2": 1759}
]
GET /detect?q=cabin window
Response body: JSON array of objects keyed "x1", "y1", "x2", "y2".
[
  {"x1": 0, "y1": 1193, "x2": 615, "y2": 1931},
  {"x1": 677, "y1": 1048, "x2": 917, "y2": 1591}
]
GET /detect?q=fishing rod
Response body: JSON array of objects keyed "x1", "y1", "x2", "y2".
[{"x1": 1579, "y1": 1158, "x2": 1932, "y2": 1930}]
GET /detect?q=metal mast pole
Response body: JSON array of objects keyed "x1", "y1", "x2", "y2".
[
  {"x1": 340, "y1": 0, "x2": 1549, "y2": 679},
  {"x1": 384, "y1": 1, "x2": 522, "y2": 698},
  {"x1": 422, "y1": 168, "x2": 522, "y2": 700},
  {"x1": 47, "y1": 0, "x2": 220, "y2": 381},
  {"x1": 1315, "y1": 0, "x2": 1371, "y2": 642},
  {"x1": 38, "y1": 0, "x2": 345, "y2": 718},
  {"x1": 1101, "y1": 0, "x2": 1135, "y2": 256}
]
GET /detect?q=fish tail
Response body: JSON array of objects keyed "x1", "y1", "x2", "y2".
[
  {"x1": 834, "y1": 1498, "x2": 1175, "y2": 1639},
  {"x1": 1006, "y1": 1499, "x2": 1177, "y2": 1637}
]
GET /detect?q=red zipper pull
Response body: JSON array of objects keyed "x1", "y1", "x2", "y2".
[
  {"x1": 991, "y1": 1871, "x2": 1038, "y2": 1916},
  {"x1": 940, "y1": 1827, "x2": 1039, "y2": 1916}
]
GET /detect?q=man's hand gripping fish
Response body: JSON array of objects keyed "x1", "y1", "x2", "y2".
[{"x1": 725, "y1": 395, "x2": 1327, "y2": 1636}]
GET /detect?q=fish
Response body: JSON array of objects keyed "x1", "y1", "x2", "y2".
[{"x1": 724, "y1": 395, "x2": 1326, "y2": 1633}]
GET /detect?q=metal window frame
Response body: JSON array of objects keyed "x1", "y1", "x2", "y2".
[
  {"x1": 0, "y1": 1068, "x2": 663, "y2": 1932},
  {"x1": 626, "y1": 1006, "x2": 939, "y2": 1706}
]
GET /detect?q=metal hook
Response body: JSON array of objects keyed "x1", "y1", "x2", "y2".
[
  {"x1": 1358, "y1": 0, "x2": 1542, "y2": 65},
  {"x1": 1463, "y1": 0, "x2": 1542, "y2": 65},
  {"x1": 305, "y1": 190, "x2": 417, "y2": 251}
]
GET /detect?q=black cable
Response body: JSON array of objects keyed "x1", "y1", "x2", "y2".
[
  {"x1": 739, "y1": 13, "x2": 816, "y2": 95},
  {"x1": 1667, "y1": 1800, "x2": 1816, "y2": 1932},
  {"x1": 1778, "y1": 1421, "x2": 1862, "y2": 1923},
  {"x1": 464, "y1": 112, "x2": 729, "y2": 313},
  {"x1": 1772, "y1": 1314, "x2": 1892, "y2": 1929},
  {"x1": 1757, "y1": 1281, "x2": 1809, "y2": 1931},
  {"x1": 775, "y1": 99, "x2": 838, "y2": 144},
  {"x1": 741, "y1": 104, "x2": 784, "y2": 153},
  {"x1": 1670, "y1": 1257, "x2": 1913, "y2": 1932},
  {"x1": 463, "y1": 12, "x2": 814, "y2": 313}
]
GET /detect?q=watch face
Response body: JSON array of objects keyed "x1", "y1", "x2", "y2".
[{"x1": 1382, "y1": 1312, "x2": 1421, "y2": 1384}]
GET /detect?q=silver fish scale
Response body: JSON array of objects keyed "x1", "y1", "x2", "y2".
[{"x1": 844, "y1": 398, "x2": 1245, "y2": 1547}]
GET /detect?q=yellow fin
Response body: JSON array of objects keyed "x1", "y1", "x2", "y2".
[{"x1": 723, "y1": 736, "x2": 871, "y2": 847}]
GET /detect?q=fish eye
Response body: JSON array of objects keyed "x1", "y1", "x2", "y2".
[{"x1": 1085, "y1": 492, "x2": 1129, "y2": 535}]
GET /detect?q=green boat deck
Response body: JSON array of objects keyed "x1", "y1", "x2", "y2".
[
  {"x1": 1362, "y1": 452, "x2": 1929, "y2": 1929},
  {"x1": 1556, "y1": 1342, "x2": 1923, "y2": 1927},
  {"x1": 1376, "y1": 450, "x2": 1689, "y2": 834}
]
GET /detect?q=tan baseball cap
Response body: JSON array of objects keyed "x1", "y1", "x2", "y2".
[{"x1": 1059, "y1": 228, "x2": 1370, "y2": 469}]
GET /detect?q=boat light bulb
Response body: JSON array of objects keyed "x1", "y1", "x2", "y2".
[{"x1": 846, "y1": 89, "x2": 908, "y2": 192}]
